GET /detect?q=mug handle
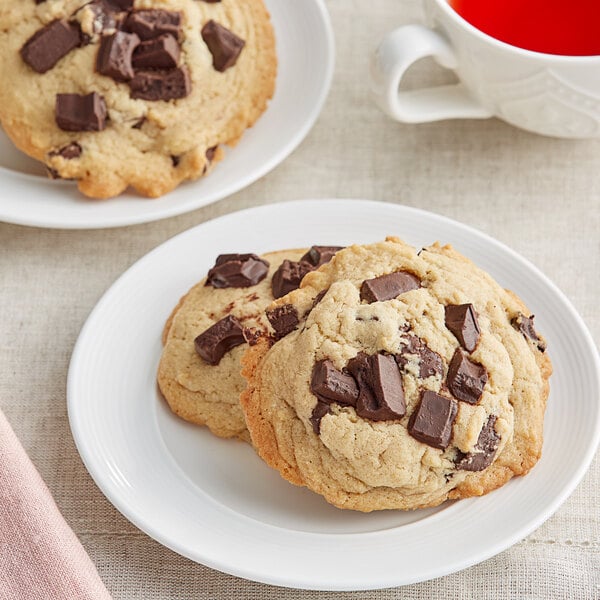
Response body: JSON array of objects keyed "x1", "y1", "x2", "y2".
[{"x1": 370, "y1": 24, "x2": 493, "y2": 122}]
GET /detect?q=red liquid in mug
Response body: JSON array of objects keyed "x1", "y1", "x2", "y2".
[{"x1": 449, "y1": 0, "x2": 600, "y2": 56}]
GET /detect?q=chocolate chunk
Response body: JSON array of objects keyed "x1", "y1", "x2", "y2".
[
  {"x1": 194, "y1": 315, "x2": 245, "y2": 365},
  {"x1": 347, "y1": 353, "x2": 406, "y2": 421},
  {"x1": 46, "y1": 167, "x2": 61, "y2": 179},
  {"x1": 366, "y1": 353, "x2": 406, "y2": 419},
  {"x1": 55, "y1": 93, "x2": 107, "y2": 132},
  {"x1": 396, "y1": 335, "x2": 443, "y2": 379},
  {"x1": 312, "y1": 289, "x2": 327, "y2": 307},
  {"x1": 303, "y1": 289, "x2": 328, "y2": 319},
  {"x1": 171, "y1": 155, "x2": 180, "y2": 167},
  {"x1": 21, "y1": 19, "x2": 81, "y2": 74},
  {"x1": 512, "y1": 313, "x2": 546, "y2": 352},
  {"x1": 124, "y1": 10, "x2": 181, "y2": 40},
  {"x1": 131, "y1": 116, "x2": 146, "y2": 129},
  {"x1": 455, "y1": 415, "x2": 500, "y2": 471},
  {"x1": 49, "y1": 142, "x2": 82, "y2": 159},
  {"x1": 129, "y1": 66, "x2": 191, "y2": 100},
  {"x1": 201, "y1": 20, "x2": 245, "y2": 72},
  {"x1": 271, "y1": 247, "x2": 341, "y2": 300},
  {"x1": 445, "y1": 304, "x2": 481, "y2": 352},
  {"x1": 446, "y1": 348, "x2": 488, "y2": 404},
  {"x1": 266, "y1": 304, "x2": 299, "y2": 340},
  {"x1": 242, "y1": 327, "x2": 261, "y2": 346},
  {"x1": 206, "y1": 146, "x2": 217, "y2": 162},
  {"x1": 132, "y1": 34, "x2": 180, "y2": 69},
  {"x1": 271, "y1": 260, "x2": 312, "y2": 299},
  {"x1": 300, "y1": 246, "x2": 343, "y2": 268},
  {"x1": 108, "y1": 0, "x2": 133, "y2": 8},
  {"x1": 360, "y1": 271, "x2": 421, "y2": 303},
  {"x1": 82, "y1": 0, "x2": 118, "y2": 35},
  {"x1": 96, "y1": 31, "x2": 140, "y2": 81},
  {"x1": 310, "y1": 360, "x2": 359, "y2": 406},
  {"x1": 206, "y1": 253, "x2": 269, "y2": 288},
  {"x1": 310, "y1": 401, "x2": 331, "y2": 434},
  {"x1": 408, "y1": 390, "x2": 457, "y2": 450}
]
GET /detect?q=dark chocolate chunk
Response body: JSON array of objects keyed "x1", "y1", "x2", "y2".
[
  {"x1": 108, "y1": 0, "x2": 133, "y2": 8},
  {"x1": 131, "y1": 116, "x2": 146, "y2": 129},
  {"x1": 128, "y1": 66, "x2": 191, "y2": 100},
  {"x1": 194, "y1": 315, "x2": 245, "y2": 365},
  {"x1": 303, "y1": 289, "x2": 328, "y2": 319},
  {"x1": 206, "y1": 146, "x2": 217, "y2": 162},
  {"x1": 46, "y1": 167, "x2": 61, "y2": 179},
  {"x1": 360, "y1": 271, "x2": 421, "y2": 303},
  {"x1": 266, "y1": 304, "x2": 299, "y2": 340},
  {"x1": 124, "y1": 10, "x2": 181, "y2": 40},
  {"x1": 242, "y1": 327, "x2": 261, "y2": 346},
  {"x1": 408, "y1": 390, "x2": 457, "y2": 450},
  {"x1": 20, "y1": 19, "x2": 81, "y2": 73},
  {"x1": 171, "y1": 155, "x2": 180, "y2": 167},
  {"x1": 206, "y1": 253, "x2": 269, "y2": 288},
  {"x1": 81, "y1": 0, "x2": 118, "y2": 35},
  {"x1": 49, "y1": 142, "x2": 82, "y2": 159},
  {"x1": 271, "y1": 247, "x2": 341, "y2": 300},
  {"x1": 512, "y1": 313, "x2": 546, "y2": 352},
  {"x1": 312, "y1": 289, "x2": 327, "y2": 307},
  {"x1": 347, "y1": 353, "x2": 406, "y2": 421},
  {"x1": 132, "y1": 34, "x2": 180, "y2": 69},
  {"x1": 445, "y1": 304, "x2": 481, "y2": 352},
  {"x1": 96, "y1": 31, "x2": 140, "y2": 81},
  {"x1": 271, "y1": 260, "x2": 312, "y2": 299},
  {"x1": 300, "y1": 246, "x2": 343, "y2": 268},
  {"x1": 366, "y1": 353, "x2": 406, "y2": 419},
  {"x1": 55, "y1": 93, "x2": 107, "y2": 132},
  {"x1": 396, "y1": 335, "x2": 443, "y2": 379},
  {"x1": 310, "y1": 401, "x2": 331, "y2": 434},
  {"x1": 455, "y1": 415, "x2": 500, "y2": 471},
  {"x1": 446, "y1": 348, "x2": 488, "y2": 404},
  {"x1": 310, "y1": 360, "x2": 359, "y2": 406},
  {"x1": 201, "y1": 20, "x2": 245, "y2": 72}
]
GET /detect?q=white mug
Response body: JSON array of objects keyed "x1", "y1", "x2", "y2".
[{"x1": 370, "y1": 0, "x2": 600, "y2": 138}]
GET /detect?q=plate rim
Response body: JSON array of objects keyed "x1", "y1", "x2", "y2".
[
  {"x1": 67, "y1": 199, "x2": 600, "y2": 590},
  {"x1": 0, "y1": 0, "x2": 335, "y2": 230}
]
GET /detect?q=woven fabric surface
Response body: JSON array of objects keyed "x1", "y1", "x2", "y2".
[{"x1": 0, "y1": 0, "x2": 599, "y2": 598}]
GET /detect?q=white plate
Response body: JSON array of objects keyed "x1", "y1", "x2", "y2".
[
  {"x1": 0, "y1": 1, "x2": 334, "y2": 230},
  {"x1": 67, "y1": 200, "x2": 600, "y2": 590}
]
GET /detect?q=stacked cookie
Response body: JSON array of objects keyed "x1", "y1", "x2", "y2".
[
  {"x1": 158, "y1": 245, "x2": 342, "y2": 441},
  {"x1": 158, "y1": 237, "x2": 551, "y2": 512},
  {"x1": 0, "y1": 0, "x2": 276, "y2": 197}
]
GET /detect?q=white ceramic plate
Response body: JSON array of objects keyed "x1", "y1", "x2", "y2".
[
  {"x1": 0, "y1": 1, "x2": 333, "y2": 230},
  {"x1": 67, "y1": 200, "x2": 600, "y2": 590}
]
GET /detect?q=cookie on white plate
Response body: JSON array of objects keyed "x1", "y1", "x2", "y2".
[
  {"x1": 0, "y1": 0, "x2": 276, "y2": 197},
  {"x1": 158, "y1": 246, "x2": 342, "y2": 441},
  {"x1": 241, "y1": 237, "x2": 551, "y2": 511}
]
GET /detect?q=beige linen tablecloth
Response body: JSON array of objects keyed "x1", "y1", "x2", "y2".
[{"x1": 1, "y1": 1, "x2": 599, "y2": 597}]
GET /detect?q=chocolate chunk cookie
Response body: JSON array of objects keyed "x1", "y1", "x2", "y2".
[
  {"x1": 157, "y1": 245, "x2": 341, "y2": 441},
  {"x1": 240, "y1": 238, "x2": 551, "y2": 511},
  {"x1": 0, "y1": 0, "x2": 276, "y2": 198},
  {"x1": 157, "y1": 249, "x2": 304, "y2": 441}
]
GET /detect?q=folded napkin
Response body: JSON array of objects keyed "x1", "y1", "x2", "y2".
[{"x1": 0, "y1": 410, "x2": 111, "y2": 600}]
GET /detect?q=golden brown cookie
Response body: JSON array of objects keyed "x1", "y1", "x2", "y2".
[
  {"x1": 0, "y1": 0, "x2": 276, "y2": 198},
  {"x1": 157, "y1": 246, "x2": 343, "y2": 441},
  {"x1": 241, "y1": 238, "x2": 551, "y2": 511}
]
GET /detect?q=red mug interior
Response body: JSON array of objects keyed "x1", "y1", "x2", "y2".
[{"x1": 448, "y1": 0, "x2": 600, "y2": 56}]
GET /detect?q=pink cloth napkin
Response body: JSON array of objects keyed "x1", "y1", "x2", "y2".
[{"x1": 0, "y1": 410, "x2": 111, "y2": 600}]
